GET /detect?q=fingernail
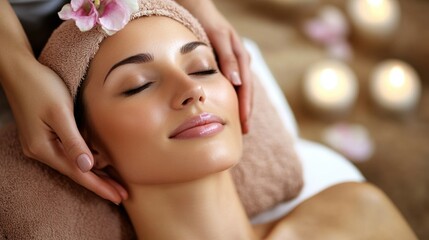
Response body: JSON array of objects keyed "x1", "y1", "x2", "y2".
[
  {"x1": 77, "y1": 154, "x2": 92, "y2": 173},
  {"x1": 230, "y1": 71, "x2": 242, "y2": 85}
]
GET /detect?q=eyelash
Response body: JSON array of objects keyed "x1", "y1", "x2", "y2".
[
  {"x1": 189, "y1": 69, "x2": 218, "y2": 76},
  {"x1": 123, "y1": 82, "x2": 154, "y2": 96},
  {"x1": 123, "y1": 69, "x2": 217, "y2": 96}
]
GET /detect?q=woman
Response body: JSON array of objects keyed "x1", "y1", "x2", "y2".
[
  {"x1": 39, "y1": 0, "x2": 417, "y2": 239},
  {"x1": 78, "y1": 16, "x2": 250, "y2": 239},
  {"x1": 0, "y1": 0, "x2": 251, "y2": 205}
]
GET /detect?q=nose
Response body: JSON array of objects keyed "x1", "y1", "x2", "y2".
[{"x1": 171, "y1": 77, "x2": 206, "y2": 109}]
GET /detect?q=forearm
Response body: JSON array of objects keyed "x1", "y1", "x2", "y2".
[{"x1": 0, "y1": 0, "x2": 37, "y2": 87}]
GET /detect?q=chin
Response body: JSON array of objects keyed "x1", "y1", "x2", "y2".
[
  {"x1": 171, "y1": 140, "x2": 243, "y2": 183},
  {"x1": 136, "y1": 142, "x2": 242, "y2": 185},
  {"x1": 116, "y1": 127, "x2": 242, "y2": 185}
]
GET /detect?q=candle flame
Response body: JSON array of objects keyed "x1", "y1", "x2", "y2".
[
  {"x1": 319, "y1": 68, "x2": 339, "y2": 91},
  {"x1": 367, "y1": 0, "x2": 383, "y2": 7},
  {"x1": 364, "y1": 0, "x2": 390, "y2": 22},
  {"x1": 389, "y1": 66, "x2": 405, "y2": 88}
]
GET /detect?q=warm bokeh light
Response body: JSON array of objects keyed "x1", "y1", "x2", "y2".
[
  {"x1": 319, "y1": 68, "x2": 339, "y2": 91},
  {"x1": 370, "y1": 60, "x2": 421, "y2": 112},
  {"x1": 389, "y1": 66, "x2": 406, "y2": 89},
  {"x1": 303, "y1": 60, "x2": 358, "y2": 113}
]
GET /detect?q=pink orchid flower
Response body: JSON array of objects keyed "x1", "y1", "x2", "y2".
[
  {"x1": 58, "y1": 0, "x2": 139, "y2": 35},
  {"x1": 303, "y1": 5, "x2": 353, "y2": 61}
]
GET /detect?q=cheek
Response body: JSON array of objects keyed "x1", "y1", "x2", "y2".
[
  {"x1": 87, "y1": 97, "x2": 168, "y2": 180},
  {"x1": 207, "y1": 78, "x2": 243, "y2": 152},
  {"x1": 208, "y1": 78, "x2": 240, "y2": 125}
]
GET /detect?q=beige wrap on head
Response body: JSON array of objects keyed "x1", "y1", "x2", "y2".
[{"x1": 39, "y1": 0, "x2": 209, "y2": 99}]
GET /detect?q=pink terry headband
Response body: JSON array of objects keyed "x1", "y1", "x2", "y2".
[{"x1": 38, "y1": 0, "x2": 209, "y2": 99}]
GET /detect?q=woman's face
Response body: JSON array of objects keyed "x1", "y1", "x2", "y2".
[{"x1": 83, "y1": 17, "x2": 242, "y2": 186}]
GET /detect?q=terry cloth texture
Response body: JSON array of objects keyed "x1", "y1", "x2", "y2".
[
  {"x1": 231, "y1": 74, "x2": 303, "y2": 217},
  {"x1": 38, "y1": 0, "x2": 209, "y2": 99},
  {"x1": 0, "y1": 125, "x2": 136, "y2": 239}
]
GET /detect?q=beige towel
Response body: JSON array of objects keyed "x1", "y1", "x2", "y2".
[
  {"x1": 232, "y1": 75, "x2": 303, "y2": 216},
  {"x1": 0, "y1": 125, "x2": 135, "y2": 239}
]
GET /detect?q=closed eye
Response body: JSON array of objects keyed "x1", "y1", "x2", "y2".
[
  {"x1": 123, "y1": 82, "x2": 154, "y2": 96},
  {"x1": 189, "y1": 69, "x2": 218, "y2": 76}
]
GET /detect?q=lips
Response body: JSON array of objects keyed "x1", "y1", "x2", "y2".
[{"x1": 169, "y1": 113, "x2": 225, "y2": 139}]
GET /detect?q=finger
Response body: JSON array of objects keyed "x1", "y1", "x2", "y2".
[
  {"x1": 92, "y1": 168, "x2": 128, "y2": 201},
  {"x1": 103, "y1": 176, "x2": 129, "y2": 200},
  {"x1": 37, "y1": 138, "x2": 124, "y2": 204},
  {"x1": 49, "y1": 108, "x2": 94, "y2": 173},
  {"x1": 75, "y1": 169, "x2": 125, "y2": 204},
  {"x1": 48, "y1": 109, "x2": 127, "y2": 203},
  {"x1": 209, "y1": 31, "x2": 242, "y2": 86},
  {"x1": 230, "y1": 33, "x2": 253, "y2": 132}
]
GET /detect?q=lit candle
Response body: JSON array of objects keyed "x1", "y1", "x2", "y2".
[
  {"x1": 347, "y1": 0, "x2": 400, "y2": 40},
  {"x1": 303, "y1": 60, "x2": 359, "y2": 114},
  {"x1": 370, "y1": 60, "x2": 421, "y2": 113}
]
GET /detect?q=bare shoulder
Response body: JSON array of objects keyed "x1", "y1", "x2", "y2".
[{"x1": 260, "y1": 183, "x2": 417, "y2": 240}]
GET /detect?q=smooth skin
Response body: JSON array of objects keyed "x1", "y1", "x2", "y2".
[
  {"x1": 81, "y1": 17, "x2": 252, "y2": 239},
  {"x1": 80, "y1": 17, "x2": 417, "y2": 239},
  {"x1": 0, "y1": 0, "x2": 251, "y2": 204},
  {"x1": 262, "y1": 182, "x2": 418, "y2": 240}
]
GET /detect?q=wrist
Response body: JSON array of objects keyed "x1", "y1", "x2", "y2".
[{"x1": 0, "y1": 51, "x2": 40, "y2": 89}]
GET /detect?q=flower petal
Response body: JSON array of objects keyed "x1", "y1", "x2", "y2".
[
  {"x1": 74, "y1": 13, "x2": 98, "y2": 32},
  {"x1": 70, "y1": 0, "x2": 86, "y2": 11},
  {"x1": 58, "y1": 4, "x2": 74, "y2": 20},
  {"x1": 99, "y1": 1, "x2": 130, "y2": 35},
  {"x1": 123, "y1": 0, "x2": 139, "y2": 13},
  {"x1": 58, "y1": 0, "x2": 138, "y2": 34}
]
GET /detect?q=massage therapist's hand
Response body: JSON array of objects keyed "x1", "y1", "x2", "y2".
[
  {"x1": 177, "y1": 0, "x2": 253, "y2": 133},
  {"x1": 0, "y1": 1, "x2": 127, "y2": 205}
]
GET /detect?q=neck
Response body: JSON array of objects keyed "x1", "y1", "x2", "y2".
[{"x1": 123, "y1": 171, "x2": 257, "y2": 240}]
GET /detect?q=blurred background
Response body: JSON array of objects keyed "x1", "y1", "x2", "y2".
[{"x1": 213, "y1": 0, "x2": 428, "y2": 238}]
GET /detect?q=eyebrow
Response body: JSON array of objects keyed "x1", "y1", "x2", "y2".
[
  {"x1": 104, "y1": 41, "x2": 209, "y2": 83},
  {"x1": 180, "y1": 41, "x2": 208, "y2": 54},
  {"x1": 104, "y1": 53, "x2": 154, "y2": 82}
]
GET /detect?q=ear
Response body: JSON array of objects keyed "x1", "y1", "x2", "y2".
[
  {"x1": 90, "y1": 146, "x2": 110, "y2": 170},
  {"x1": 81, "y1": 128, "x2": 110, "y2": 170}
]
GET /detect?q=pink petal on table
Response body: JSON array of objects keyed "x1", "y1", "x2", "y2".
[
  {"x1": 328, "y1": 41, "x2": 353, "y2": 61},
  {"x1": 303, "y1": 5, "x2": 349, "y2": 46},
  {"x1": 323, "y1": 123, "x2": 374, "y2": 163},
  {"x1": 305, "y1": 20, "x2": 344, "y2": 45},
  {"x1": 319, "y1": 6, "x2": 349, "y2": 38}
]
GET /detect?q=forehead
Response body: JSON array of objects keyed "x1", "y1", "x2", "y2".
[
  {"x1": 98, "y1": 16, "x2": 197, "y2": 59},
  {"x1": 86, "y1": 16, "x2": 200, "y2": 81}
]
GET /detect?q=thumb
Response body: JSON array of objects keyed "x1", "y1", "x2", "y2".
[
  {"x1": 51, "y1": 111, "x2": 94, "y2": 173},
  {"x1": 49, "y1": 110, "x2": 128, "y2": 203}
]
